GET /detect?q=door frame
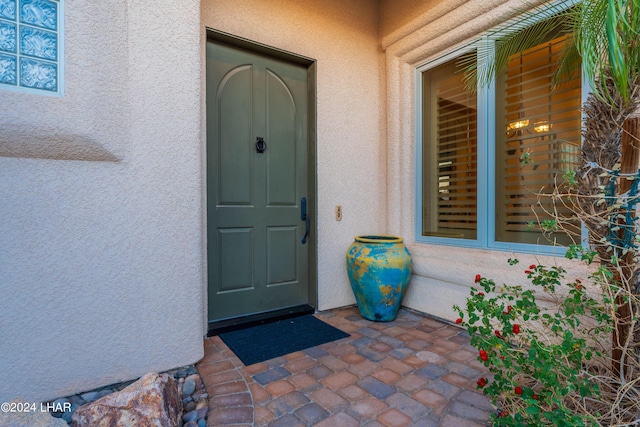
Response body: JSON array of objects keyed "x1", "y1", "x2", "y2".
[{"x1": 204, "y1": 29, "x2": 318, "y2": 332}]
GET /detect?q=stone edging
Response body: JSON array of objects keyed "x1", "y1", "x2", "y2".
[{"x1": 48, "y1": 365, "x2": 209, "y2": 426}]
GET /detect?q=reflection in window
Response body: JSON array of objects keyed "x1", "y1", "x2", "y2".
[
  {"x1": 495, "y1": 34, "x2": 582, "y2": 245},
  {"x1": 419, "y1": 23, "x2": 583, "y2": 250},
  {"x1": 422, "y1": 56, "x2": 478, "y2": 240}
]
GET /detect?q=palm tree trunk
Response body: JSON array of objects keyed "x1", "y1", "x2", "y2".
[{"x1": 613, "y1": 116, "x2": 640, "y2": 378}]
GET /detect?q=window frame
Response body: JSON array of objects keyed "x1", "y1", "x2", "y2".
[
  {"x1": 415, "y1": 9, "x2": 585, "y2": 256},
  {"x1": 0, "y1": 0, "x2": 64, "y2": 96},
  {"x1": 416, "y1": 42, "x2": 487, "y2": 251}
]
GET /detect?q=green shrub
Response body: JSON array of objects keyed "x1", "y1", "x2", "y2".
[{"x1": 454, "y1": 254, "x2": 615, "y2": 426}]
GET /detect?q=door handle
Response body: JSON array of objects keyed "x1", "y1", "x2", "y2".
[{"x1": 301, "y1": 197, "x2": 310, "y2": 244}]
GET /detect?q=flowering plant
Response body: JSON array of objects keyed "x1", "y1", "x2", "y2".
[{"x1": 453, "y1": 254, "x2": 615, "y2": 426}]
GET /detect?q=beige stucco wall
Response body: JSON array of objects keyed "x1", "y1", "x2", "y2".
[
  {"x1": 201, "y1": 0, "x2": 387, "y2": 312},
  {"x1": 0, "y1": 1, "x2": 204, "y2": 402},
  {"x1": 379, "y1": 0, "x2": 440, "y2": 38}
]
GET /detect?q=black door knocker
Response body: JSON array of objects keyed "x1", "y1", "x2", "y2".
[{"x1": 256, "y1": 137, "x2": 267, "y2": 153}]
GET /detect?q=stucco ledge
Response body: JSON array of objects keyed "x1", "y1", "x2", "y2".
[{"x1": 403, "y1": 241, "x2": 594, "y2": 322}]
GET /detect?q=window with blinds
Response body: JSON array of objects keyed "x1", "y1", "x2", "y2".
[
  {"x1": 495, "y1": 34, "x2": 582, "y2": 245},
  {"x1": 422, "y1": 57, "x2": 478, "y2": 239}
]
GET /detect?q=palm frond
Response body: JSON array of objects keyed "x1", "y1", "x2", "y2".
[
  {"x1": 554, "y1": 33, "x2": 582, "y2": 86},
  {"x1": 462, "y1": 0, "x2": 639, "y2": 108},
  {"x1": 461, "y1": 1, "x2": 575, "y2": 91},
  {"x1": 577, "y1": 0, "x2": 640, "y2": 106},
  {"x1": 606, "y1": 0, "x2": 629, "y2": 100}
]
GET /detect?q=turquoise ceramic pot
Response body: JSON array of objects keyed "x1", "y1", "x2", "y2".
[{"x1": 346, "y1": 235, "x2": 412, "y2": 322}]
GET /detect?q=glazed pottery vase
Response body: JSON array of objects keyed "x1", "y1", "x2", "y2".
[{"x1": 345, "y1": 235, "x2": 412, "y2": 322}]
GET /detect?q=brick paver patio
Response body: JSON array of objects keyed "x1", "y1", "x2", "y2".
[{"x1": 197, "y1": 306, "x2": 493, "y2": 426}]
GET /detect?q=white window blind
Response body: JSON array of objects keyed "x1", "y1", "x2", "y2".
[
  {"x1": 495, "y1": 34, "x2": 582, "y2": 245},
  {"x1": 422, "y1": 58, "x2": 478, "y2": 239}
]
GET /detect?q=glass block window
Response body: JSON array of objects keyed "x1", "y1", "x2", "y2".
[{"x1": 0, "y1": 0, "x2": 62, "y2": 94}]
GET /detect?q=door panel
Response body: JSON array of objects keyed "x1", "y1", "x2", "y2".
[
  {"x1": 207, "y1": 41, "x2": 309, "y2": 322},
  {"x1": 217, "y1": 228, "x2": 254, "y2": 293},
  {"x1": 266, "y1": 70, "x2": 297, "y2": 206},
  {"x1": 267, "y1": 226, "x2": 298, "y2": 285},
  {"x1": 218, "y1": 66, "x2": 253, "y2": 206}
]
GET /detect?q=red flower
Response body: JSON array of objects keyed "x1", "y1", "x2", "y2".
[
  {"x1": 455, "y1": 318, "x2": 463, "y2": 324},
  {"x1": 498, "y1": 410, "x2": 509, "y2": 418},
  {"x1": 515, "y1": 386, "x2": 523, "y2": 395},
  {"x1": 479, "y1": 349, "x2": 488, "y2": 361},
  {"x1": 477, "y1": 292, "x2": 484, "y2": 297},
  {"x1": 502, "y1": 305, "x2": 512, "y2": 315},
  {"x1": 512, "y1": 324, "x2": 520, "y2": 334},
  {"x1": 533, "y1": 394, "x2": 539, "y2": 400},
  {"x1": 576, "y1": 283, "x2": 583, "y2": 291},
  {"x1": 477, "y1": 377, "x2": 487, "y2": 388},
  {"x1": 524, "y1": 270, "x2": 532, "y2": 274},
  {"x1": 529, "y1": 264, "x2": 536, "y2": 269},
  {"x1": 494, "y1": 329, "x2": 503, "y2": 339},
  {"x1": 475, "y1": 274, "x2": 481, "y2": 283}
]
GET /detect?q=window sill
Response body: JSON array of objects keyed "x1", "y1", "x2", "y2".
[{"x1": 415, "y1": 235, "x2": 570, "y2": 257}]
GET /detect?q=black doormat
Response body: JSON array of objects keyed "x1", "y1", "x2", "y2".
[{"x1": 218, "y1": 314, "x2": 350, "y2": 366}]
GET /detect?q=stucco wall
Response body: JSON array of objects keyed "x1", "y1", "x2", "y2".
[
  {"x1": 379, "y1": 0, "x2": 440, "y2": 39},
  {"x1": 0, "y1": 1, "x2": 204, "y2": 402},
  {"x1": 201, "y1": 0, "x2": 386, "y2": 312}
]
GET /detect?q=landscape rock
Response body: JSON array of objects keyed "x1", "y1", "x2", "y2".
[
  {"x1": 181, "y1": 377, "x2": 196, "y2": 397},
  {"x1": 196, "y1": 406, "x2": 208, "y2": 419},
  {"x1": 93, "y1": 390, "x2": 112, "y2": 400},
  {"x1": 182, "y1": 409, "x2": 198, "y2": 423},
  {"x1": 79, "y1": 391, "x2": 98, "y2": 403},
  {"x1": 50, "y1": 398, "x2": 69, "y2": 419},
  {"x1": 185, "y1": 374, "x2": 202, "y2": 390},
  {"x1": 71, "y1": 373, "x2": 182, "y2": 427},
  {"x1": 67, "y1": 395, "x2": 86, "y2": 407},
  {"x1": 184, "y1": 400, "x2": 196, "y2": 412}
]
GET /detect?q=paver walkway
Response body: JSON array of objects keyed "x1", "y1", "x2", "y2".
[{"x1": 196, "y1": 306, "x2": 493, "y2": 426}]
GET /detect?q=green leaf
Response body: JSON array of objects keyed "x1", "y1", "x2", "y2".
[
  {"x1": 526, "y1": 406, "x2": 541, "y2": 415},
  {"x1": 605, "y1": 0, "x2": 629, "y2": 101},
  {"x1": 580, "y1": 386, "x2": 591, "y2": 398}
]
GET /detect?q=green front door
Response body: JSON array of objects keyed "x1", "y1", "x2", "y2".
[{"x1": 206, "y1": 41, "x2": 309, "y2": 323}]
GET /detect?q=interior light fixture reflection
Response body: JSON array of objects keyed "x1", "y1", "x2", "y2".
[
  {"x1": 534, "y1": 121, "x2": 552, "y2": 133},
  {"x1": 507, "y1": 119, "x2": 529, "y2": 130}
]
